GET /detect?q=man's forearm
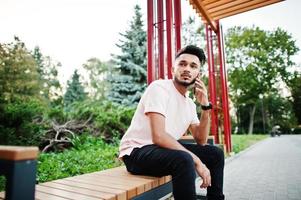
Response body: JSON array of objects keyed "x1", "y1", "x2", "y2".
[
  {"x1": 153, "y1": 132, "x2": 202, "y2": 165},
  {"x1": 195, "y1": 110, "x2": 210, "y2": 144}
]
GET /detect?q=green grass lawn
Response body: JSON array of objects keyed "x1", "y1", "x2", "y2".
[{"x1": 231, "y1": 134, "x2": 268, "y2": 154}]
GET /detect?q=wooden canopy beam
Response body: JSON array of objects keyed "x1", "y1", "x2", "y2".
[
  {"x1": 189, "y1": 0, "x2": 284, "y2": 31},
  {"x1": 189, "y1": 0, "x2": 217, "y2": 32}
]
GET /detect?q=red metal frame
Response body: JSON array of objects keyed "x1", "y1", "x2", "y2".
[
  {"x1": 206, "y1": 25, "x2": 219, "y2": 144},
  {"x1": 219, "y1": 22, "x2": 232, "y2": 152},
  {"x1": 147, "y1": 0, "x2": 155, "y2": 84},
  {"x1": 157, "y1": 0, "x2": 165, "y2": 79},
  {"x1": 174, "y1": 0, "x2": 182, "y2": 52},
  {"x1": 216, "y1": 20, "x2": 232, "y2": 153},
  {"x1": 165, "y1": 0, "x2": 173, "y2": 79}
]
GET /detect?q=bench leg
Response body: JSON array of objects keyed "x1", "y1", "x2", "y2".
[
  {"x1": 3, "y1": 160, "x2": 37, "y2": 200},
  {"x1": 132, "y1": 182, "x2": 172, "y2": 200}
]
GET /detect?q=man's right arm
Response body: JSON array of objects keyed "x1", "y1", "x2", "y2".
[{"x1": 147, "y1": 112, "x2": 211, "y2": 188}]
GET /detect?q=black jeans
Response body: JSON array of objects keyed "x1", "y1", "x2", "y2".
[{"x1": 123, "y1": 143, "x2": 225, "y2": 200}]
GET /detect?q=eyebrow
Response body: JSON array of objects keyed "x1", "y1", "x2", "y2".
[{"x1": 179, "y1": 60, "x2": 199, "y2": 67}]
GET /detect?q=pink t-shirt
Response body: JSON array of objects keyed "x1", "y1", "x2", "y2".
[{"x1": 119, "y1": 79, "x2": 200, "y2": 158}]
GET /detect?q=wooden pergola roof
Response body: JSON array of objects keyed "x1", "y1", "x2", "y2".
[{"x1": 188, "y1": 0, "x2": 284, "y2": 32}]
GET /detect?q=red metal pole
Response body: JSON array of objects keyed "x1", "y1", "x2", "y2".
[
  {"x1": 206, "y1": 25, "x2": 219, "y2": 144},
  {"x1": 174, "y1": 0, "x2": 182, "y2": 52},
  {"x1": 166, "y1": 0, "x2": 173, "y2": 79},
  {"x1": 216, "y1": 20, "x2": 231, "y2": 153},
  {"x1": 157, "y1": 0, "x2": 164, "y2": 79},
  {"x1": 147, "y1": 0, "x2": 155, "y2": 84},
  {"x1": 219, "y1": 23, "x2": 232, "y2": 152}
]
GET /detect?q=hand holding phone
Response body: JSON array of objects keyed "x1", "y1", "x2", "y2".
[{"x1": 194, "y1": 73, "x2": 209, "y2": 105}]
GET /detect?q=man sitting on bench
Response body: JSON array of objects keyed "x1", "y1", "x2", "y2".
[{"x1": 119, "y1": 45, "x2": 225, "y2": 200}]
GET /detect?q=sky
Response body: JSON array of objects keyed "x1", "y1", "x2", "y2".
[{"x1": 1, "y1": 0, "x2": 300, "y2": 85}]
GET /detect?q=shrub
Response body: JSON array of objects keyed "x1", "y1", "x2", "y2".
[
  {"x1": 0, "y1": 98, "x2": 47, "y2": 146},
  {"x1": 67, "y1": 100, "x2": 135, "y2": 140},
  {"x1": 0, "y1": 135, "x2": 123, "y2": 192},
  {"x1": 37, "y1": 135, "x2": 122, "y2": 183},
  {"x1": 292, "y1": 127, "x2": 301, "y2": 134}
]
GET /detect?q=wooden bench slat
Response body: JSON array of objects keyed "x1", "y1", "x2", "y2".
[
  {"x1": 0, "y1": 191, "x2": 4, "y2": 199},
  {"x1": 97, "y1": 166, "x2": 171, "y2": 184},
  {"x1": 0, "y1": 146, "x2": 38, "y2": 161},
  {"x1": 53, "y1": 179, "x2": 127, "y2": 200},
  {"x1": 36, "y1": 185, "x2": 101, "y2": 200},
  {"x1": 35, "y1": 191, "x2": 70, "y2": 200},
  {"x1": 41, "y1": 182, "x2": 116, "y2": 200},
  {"x1": 61, "y1": 176, "x2": 138, "y2": 199},
  {"x1": 93, "y1": 166, "x2": 170, "y2": 187},
  {"x1": 90, "y1": 173, "x2": 154, "y2": 192}
]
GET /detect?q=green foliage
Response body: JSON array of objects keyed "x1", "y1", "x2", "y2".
[
  {"x1": 82, "y1": 58, "x2": 112, "y2": 100},
  {"x1": 226, "y1": 26, "x2": 300, "y2": 133},
  {"x1": 231, "y1": 134, "x2": 268, "y2": 153},
  {"x1": 292, "y1": 127, "x2": 301, "y2": 134},
  {"x1": 288, "y1": 72, "x2": 301, "y2": 124},
  {"x1": 0, "y1": 98, "x2": 47, "y2": 145},
  {"x1": 64, "y1": 70, "x2": 87, "y2": 108},
  {"x1": 32, "y1": 46, "x2": 62, "y2": 101},
  {"x1": 0, "y1": 37, "x2": 40, "y2": 103},
  {"x1": 0, "y1": 135, "x2": 122, "y2": 191},
  {"x1": 68, "y1": 100, "x2": 135, "y2": 140},
  {"x1": 108, "y1": 5, "x2": 147, "y2": 106},
  {"x1": 182, "y1": 16, "x2": 206, "y2": 49},
  {"x1": 37, "y1": 135, "x2": 122, "y2": 183}
]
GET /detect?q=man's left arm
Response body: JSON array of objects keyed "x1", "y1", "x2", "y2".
[
  {"x1": 189, "y1": 77, "x2": 211, "y2": 145},
  {"x1": 189, "y1": 110, "x2": 210, "y2": 145}
]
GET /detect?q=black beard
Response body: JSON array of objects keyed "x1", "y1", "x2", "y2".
[{"x1": 174, "y1": 76, "x2": 196, "y2": 88}]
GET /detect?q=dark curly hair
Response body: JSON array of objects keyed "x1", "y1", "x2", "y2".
[{"x1": 175, "y1": 45, "x2": 206, "y2": 65}]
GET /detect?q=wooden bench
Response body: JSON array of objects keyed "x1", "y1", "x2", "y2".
[
  {"x1": 0, "y1": 146, "x2": 172, "y2": 200},
  {"x1": 0, "y1": 137, "x2": 215, "y2": 200}
]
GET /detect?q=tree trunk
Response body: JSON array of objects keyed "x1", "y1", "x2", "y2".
[{"x1": 248, "y1": 105, "x2": 256, "y2": 135}]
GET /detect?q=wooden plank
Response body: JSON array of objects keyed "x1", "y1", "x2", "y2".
[
  {"x1": 92, "y1": 170, "x2": 156, "y2": 186},
  {"x1": 36, "y1": 185, "x2": 100, "y2": 200},
  {"x1": 87, "y1": 172, "x2": 156, "y2": 189},
  {"x1": 0, "y1": 146, "x2": 38, "y2": 161},
  {"x1": 53, "y1": 179, "x2": 126, "y2": 200},
  {"x1": 65, "y1": 175, "x2": 138, "y2": 199},
  {"x1": 208, "y1": 0, "x2": 254, "y2": 12},
  {"x1": 205, "y1": 0, "x2": 237, "y2": 9},
  {"x1": 93, "y1": 174, "x2": 168, "y2": 198},
  {"x1": 84, "y1": 174, "x2": 150, "y2": 195},
  {"x1": 95, "y1": 166, "x2": 171, "y2": 185},
  {"x1": 188, "y1": 0, "x2": 217, "y2": 32},
  {"x1": 211, "y1": 0, "x2": 283, "y2": 20},
  {"x1": 0, "y1": 191, "x2": 4, "y2": 199},
  {"x1": 35, "y1": 191, "x2": 70, "y2": 200},
  {"x1": 41, "y1": 182, "x2": 116, "y2": 200}
]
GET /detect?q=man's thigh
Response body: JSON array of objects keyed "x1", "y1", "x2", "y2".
[
  {"x1": 181, "y1": 143, "x2": 224, "y2": 168},
  {"x1": 123, "y1": 144, "x2": 192, "y2": 177}
]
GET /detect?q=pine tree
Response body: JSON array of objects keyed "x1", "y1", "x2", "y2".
[
  {"x1": 64, "y1": 70, "x2": 87, "y2": 107},
  {"x1": 108, "y1": 5, "x2": 147, "y2": 106}
]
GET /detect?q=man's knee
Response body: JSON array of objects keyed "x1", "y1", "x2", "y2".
[
  {"x1": 171, "y1": 151, "x2": 196, "y2": 178},
  {"x1": 173, "y1": 151, "x2": 195, "y2": 169}
]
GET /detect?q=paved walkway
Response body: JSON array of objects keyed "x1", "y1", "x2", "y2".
[{"x1": 224, "y1": 135, "x2": 301, "y2": 200}]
